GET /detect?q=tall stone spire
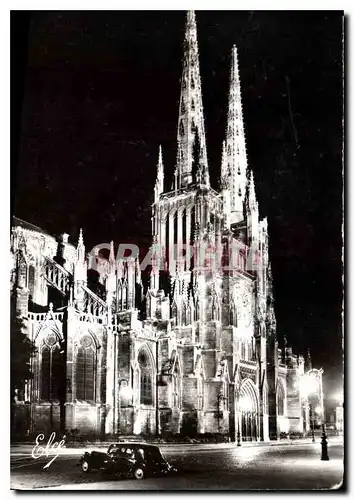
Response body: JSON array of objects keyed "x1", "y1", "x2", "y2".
[
  {"x1": 225, "y1": 45, "x2": 248, "y2": 223},
  {"x1": 154, "y1": 145, "x2": 164, "y2": 202},
  {"x1": 174, "y1": 10, "x2": 209, "y2": 189}
]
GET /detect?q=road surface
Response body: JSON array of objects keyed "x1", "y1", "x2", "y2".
[{"x1": 11, "y1": 438, "x2": 344, "y2": 491}]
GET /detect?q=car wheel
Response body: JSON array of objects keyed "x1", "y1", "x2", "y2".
[
  {"x1": 81, "y1": 461, "x2": 90, "y2": 473},
  {"x1": 133, "y1": 467, "x2": 145, "y2": 480}
]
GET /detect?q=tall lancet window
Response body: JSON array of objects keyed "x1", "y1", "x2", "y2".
[
  {"x1": 76, "y1": 335, "x2": 96, "y2": 402},
  {"x1": 139, "y1": 350, "x2": 153, "y2": 406},
  {"x1": 40, "y1": 335, "x2": 62, "y2": 401},
  {"x1": 197, "y1": 374, "x2": 204, "y2": 410},
  {"x1": 277, "y1": 384, "x2": 285, "y2": 416},
  {"x1": 172, "y1": 365, "x2": 180, "y2": 408}
]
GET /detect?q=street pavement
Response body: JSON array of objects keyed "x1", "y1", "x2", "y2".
[{"x1": 10, "y1": 437, "x2": 344, "y2": 491}]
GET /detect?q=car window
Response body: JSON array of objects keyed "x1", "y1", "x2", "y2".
[{"x1": 136, "y1": 448, "x2": 145, "y2": 460}]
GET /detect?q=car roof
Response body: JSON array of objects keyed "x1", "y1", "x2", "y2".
[{"x1": 109, "y1": 442, "x2": 158, "y2": 449}]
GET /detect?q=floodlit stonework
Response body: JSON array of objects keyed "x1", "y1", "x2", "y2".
[{"x1": 11, "y1": 11, "x2": 322, "y2": 442}]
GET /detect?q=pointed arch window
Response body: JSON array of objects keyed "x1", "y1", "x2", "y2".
[
  {"x1": 191, "y1": 76, "x2": 195, "y2": 89},
  {"x1": 263, "y1": 387, "x2": 268, "y2": 414},
  {"x1": 172, "y1": 367, "x2": 180, "y2": 408},
  {"x1": 41, "y1": 339, "x2": 62, "y2": 401},
  {"x1": 179, "y1": 120, "x2": 185, "y2": 137},
  {"x1": 139, "y1": 350, "x2": 153, "y2": 405},
  {"x1": 191, "y1": 119, "x2": 196, "y2": 132},
  {"x1": 223, "y1": 381, "x2": 229, "y2": 411},
  {"x1": 277, "y1": 384, "x2": 285, "y2": 416},
  {"x1": 227, "y1": 145, "x2": 231, "y2": 155},
  {"x1": 197, "y1": 374, "x2": 204, "y2": 410},
  {"x1": 76, "y1": 335, "x2": 96, "y2": 402},
  {"x1": 191, "y1": 99, "x2": 195, "y2": 110},
  {"x1": 18, "y1": 255, "x2": 27, "y2": 288},
  {"x1": 28, "y1": 265, "x2": 35, "y2": 299}
]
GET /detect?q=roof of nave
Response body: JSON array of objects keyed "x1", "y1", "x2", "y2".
[{"x1": 12, "y1": 216, "x2": 51, "y2": 236}]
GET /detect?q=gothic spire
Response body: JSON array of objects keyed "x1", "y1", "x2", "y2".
[
  {"x1": 246, "y1": 170, "x2": 258, "y2": 213},
  {"x1": 154, "y1": 145, "x2": 164, "y2": 202},
  {"x1": 76, "y1": 228, "x2": 85, "y2": 263},
  {"x1": 174, "y1": 10, "x2": 209, "y2": 189},
  {"x1": 225, "y1": 45, "x2": 248, "y2": 222},
  {"x1": 75, "y1": 228, "x2": 87, "y2": 284}
]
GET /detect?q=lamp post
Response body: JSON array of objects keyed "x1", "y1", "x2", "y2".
[{"x1": 299, "y1": 371, "x2": 320, "y2": 443}]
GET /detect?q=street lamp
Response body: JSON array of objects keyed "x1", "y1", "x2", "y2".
[{"x1": 299, "y1": 371, "x2": 320, "y2": 442}]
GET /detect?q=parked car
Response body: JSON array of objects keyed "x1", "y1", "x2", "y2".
[{"x1": 78, "y1": 442, "x2": 177, "y2": 480}]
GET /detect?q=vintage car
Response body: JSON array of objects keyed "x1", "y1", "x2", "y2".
[{"x1": 78, "y1": 442, "x2": 177, "y2": 480}]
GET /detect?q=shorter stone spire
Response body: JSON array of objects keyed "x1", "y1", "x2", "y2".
[
  {"x1": 74, "y1": 228, "x2": 87, "y2": 284},
  {"x1": 246, "y1": 170, "x2": 258, "y2": 213},
  {"x1": 154, "y1": 145, "x2": 164, "y2": 201},
  {"x1": 76, "y1": 228, "x2": 85, "y2": 263}
]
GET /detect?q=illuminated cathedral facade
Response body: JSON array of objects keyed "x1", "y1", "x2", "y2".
[{"x1": 11, "y1": 11, "x2": 322, "y2": 441}]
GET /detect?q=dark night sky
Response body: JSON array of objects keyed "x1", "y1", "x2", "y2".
[{"x1": 11, "y1": 11, "x2": 343, "y2": 401}]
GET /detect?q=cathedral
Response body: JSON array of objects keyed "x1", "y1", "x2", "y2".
[{"x1": 11, "y1": 11, "x2": 320, "y2": 442}]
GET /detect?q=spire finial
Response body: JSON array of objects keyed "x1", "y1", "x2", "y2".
[
  {"x1": 174, "y1": 10, "x2": 209, "y2": 189},
  {"x1": 225, "y1": 44, "x2": 248, "y2": 223}
]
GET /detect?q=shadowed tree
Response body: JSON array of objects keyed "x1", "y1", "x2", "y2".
[{"x1": 11, "y1": 294, "x2": 36, "y2": 405}]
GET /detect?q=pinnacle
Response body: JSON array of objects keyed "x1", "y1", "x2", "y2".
[{"x1": 78, "y1": 228, "x2": 84, "y2": 246}]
